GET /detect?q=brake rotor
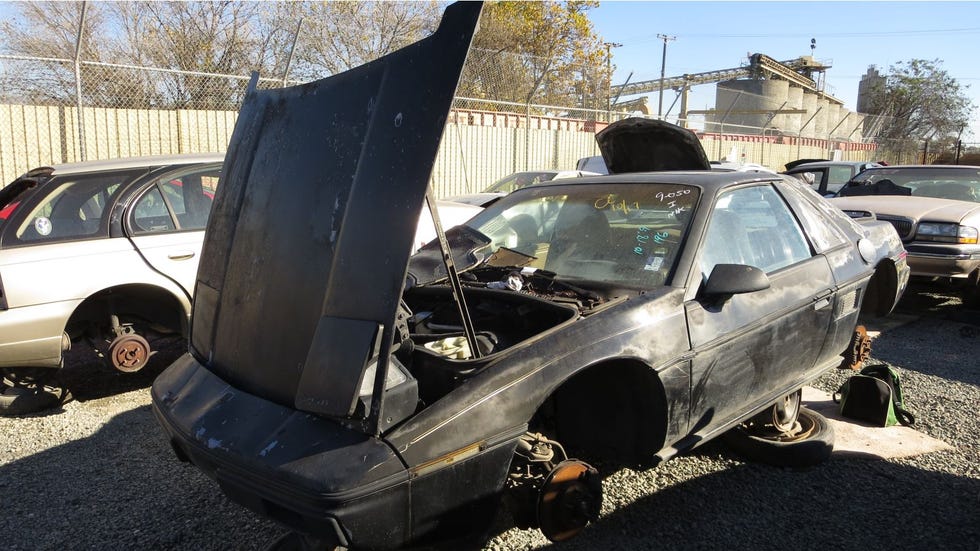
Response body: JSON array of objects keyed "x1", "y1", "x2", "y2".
[
  {"x1": 840, "y1": 325, "x2": 871, "y2": 370},
  {"x1": 537, "y1": 459, "x2": 602, "y2": 543},
  {"x1": 109, "y1": 334, "x2": 151, "y2": 373}
]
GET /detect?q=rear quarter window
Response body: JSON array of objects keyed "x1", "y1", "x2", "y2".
[{"x1": 12, "y1": 169, "x2": 142, "y2": 244}]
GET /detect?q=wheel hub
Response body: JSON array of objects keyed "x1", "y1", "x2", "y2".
[
  {"x1": 109, "y1": 334, "x2": 151, "y2": 373},
  {"x1": 537, "y1": 459, "x2": 601, "y2": 542}
]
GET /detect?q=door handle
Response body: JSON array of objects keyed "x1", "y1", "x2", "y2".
[
  {"x1": 167, "y1": 251, "x2": 196, "y2": 261},
  {"x1": 813, "y1": 289, "x2": 833, "y2": 310}
]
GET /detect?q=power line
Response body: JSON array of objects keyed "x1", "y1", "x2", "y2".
[{"x1": 622, "y1": 27, "x2": 980, "y2": 44}]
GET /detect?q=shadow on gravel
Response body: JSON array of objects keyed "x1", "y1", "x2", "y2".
[
  {"x1": 896, "y1": 281, "x2": 980, "y2": 327},
  {"x1": 869, "y1": 317, "x2": 980, "y2": 387},
  {"x1": 521, "y1": 454, "x2": 980, "y2": 551},
  {"x1": 0, "y1": 404, "x2": 278, "y2": 550}
]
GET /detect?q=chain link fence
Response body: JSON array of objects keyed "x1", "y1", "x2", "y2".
[{"x1": 0, "y1": 46, "x2": 911, "y2": 197}]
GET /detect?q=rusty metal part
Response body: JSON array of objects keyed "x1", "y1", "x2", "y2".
[
  {"x1": 840, "y1": 325, "x2": 871, "y2": 370},
  {"x1": 752, "y1": 407, "x2": 820, "y2": 442},
  {"x1": 537, "y1": 459, "x2": 601, "y2": 543},
  {"x1": 109, "y1": 333, "x2": 151, "y2": 373},
  {"x1": 506, "y1": 432, "x2": 564, "y2": 529},
  {"x1": 770, "y1": 389, "x2": 802, "y2": 433}
]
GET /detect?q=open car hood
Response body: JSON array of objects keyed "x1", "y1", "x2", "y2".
[
  {"x1": 189, "y1": 2, "x2": 481, "y2": 429},
  {"x1": 595, "y1": 117, "x2": 710, "y2": 174}
]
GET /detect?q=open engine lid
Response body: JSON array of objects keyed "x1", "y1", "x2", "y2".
[
  {"x1": 189, "y1": 2, "x2": 482, "y2": 429},
  {"x1": 595, "y1": 117, "x2": 711, "y2": 174}
]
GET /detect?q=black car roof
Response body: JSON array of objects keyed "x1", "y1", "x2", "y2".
[
  {"x1": 858, "y1": 164, "x2": 980, "y2": 170},
  {"x1": 532, "y1": 169, "x2": 782, "y2": 195}
]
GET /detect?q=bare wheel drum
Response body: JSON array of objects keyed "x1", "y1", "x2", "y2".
[
  {"x1": 767, "y1": 388, "x2": 803, "y2": 433},
  {"x1": 108, "y1": 334, "x2": 152, "y2": 373},
  {"x1": 840, "y1": 325, "x2": 871, "y2": 370},
  {"x1": 537, "y1": 459, "x2": 602, "y2": 543}
]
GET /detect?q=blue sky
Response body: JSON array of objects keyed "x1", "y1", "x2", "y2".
[{"x1": 588, "y1": 1, "x2": 980, "y2": 140}]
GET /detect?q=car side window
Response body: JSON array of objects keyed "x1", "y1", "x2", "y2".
[
  {"x1": 129, "y1": 164, "x2": 220, "y2": 234},
  {"x1": 13, "y1": 170, "x2": 138, "y2": 243},
  {"x1": 774, "y1": 178, "x2": 849, "y2": 252},
  {"x1": 701, "y1": 185, "x2": 812, "y2": 278},
  {"x1": 132, "y1": 187, "x2": 176, "y2": 232},
  {"x1": 790, "y1": 170, "x2": 821, "y2": 190},
  {"x1": 828, "y1": 166, "x2": 853, "y2": 186}
]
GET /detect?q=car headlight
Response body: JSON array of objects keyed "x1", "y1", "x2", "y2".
[{"x1": 916, "y1": 222, "x2": 979, "y2": 244}]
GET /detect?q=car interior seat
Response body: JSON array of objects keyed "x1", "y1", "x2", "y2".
[
  {"x1": 545, "y1": 203, "x2": 610, "y2": 274},
  {"x1": 181, "y1": 177, "x2": 212, "y2": 230},
  {"x1": 507, "y1": 213, "x2": 539, "y2": 250},
  {"x1": 871, "y1": 178, "x2": 912, "y2": 196}
]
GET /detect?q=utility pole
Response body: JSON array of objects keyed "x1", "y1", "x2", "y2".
[
  {"x1": 603, "y1": 42, "x2": 622, "y2": 118},
  {"x1": 657, "y1": 34, "x2": 676, "y2": 118},
  {"x1": 955, "y1": 123, "x2": 966, "y2": 164}
]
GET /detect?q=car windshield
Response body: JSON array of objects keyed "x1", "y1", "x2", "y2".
[
  {"x1": 482, "y1": 171, "x2": 557, "y2": 194},
  {"x1": 465, "y1": 183, "x2": 700, "y2": 288},
  {"x1": 842, "y1": 167, "x2": 980, "y2": 202}
]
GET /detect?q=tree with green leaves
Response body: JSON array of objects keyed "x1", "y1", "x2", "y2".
[
  {"x1": 864, "y1": 59, "x2": 975, "y2": 158},
  {"x1": 458, "y1": 1, "x2": 609, "y2": 111}
]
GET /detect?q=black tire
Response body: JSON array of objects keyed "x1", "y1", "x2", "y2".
[
  {"x1": 0, "y1": 384, "x2": 65, "y2": 416},
  {"x1": 963, "y1": 277, "x2": 980, "y2": 309},
  {"x1": 722, "y1": 407, "x2": 834, "y2": 468}
]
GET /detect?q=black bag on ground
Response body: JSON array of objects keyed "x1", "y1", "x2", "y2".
[{"x1": 834, "y1": 363, "x2": 915, "y2": 427}]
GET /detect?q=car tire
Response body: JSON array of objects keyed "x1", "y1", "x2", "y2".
[
  {"x1": 722, "y1": 407, "x2": 834, "y2": 468},
  {"x1": 0, "y1": 384, "x2": 66, "y2": 416},
  {"x1": 963, "y1": 270, "x2": 980, "y2": 308}
]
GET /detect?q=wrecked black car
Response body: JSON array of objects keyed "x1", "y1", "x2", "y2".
[{"x1": 151, "y1": 3, "x2": 909, "y2": 549}]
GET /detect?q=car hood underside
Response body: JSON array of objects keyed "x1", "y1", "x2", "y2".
[{"x1": 187, "y1": 2, "x2": 482, "y2": 429}]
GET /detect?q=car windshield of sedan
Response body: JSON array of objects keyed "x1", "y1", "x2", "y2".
[
  {"x1": 842, "y1": 168, "x2": 980, "y2": 202},
  {"x1": 465, "y1": 183, "x2": 700, "y2": 288}
]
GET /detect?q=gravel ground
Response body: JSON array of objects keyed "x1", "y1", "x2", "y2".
[{"x1": 1, "y1": 284, "x2": 978, "y2": 550}]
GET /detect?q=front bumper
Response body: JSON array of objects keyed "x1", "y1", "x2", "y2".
[
  {"x1": 905, "y1": 243, "x2": 980, "y2": 279},
  {"x1": 151, "y1": 353, "x2": 412, "y2": 549}
]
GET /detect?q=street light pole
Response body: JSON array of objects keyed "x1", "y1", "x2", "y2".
[{"x1": 657, "y1": 34, "x2": 675, "y2": 119}]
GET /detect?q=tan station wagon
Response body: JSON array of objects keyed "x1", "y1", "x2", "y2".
[
  {"x1": 0, "y1": 153, "x2": 481, "y2": 414},
  {"x1": 0, "y1": 154, "x2": 224, "y2": 413}
]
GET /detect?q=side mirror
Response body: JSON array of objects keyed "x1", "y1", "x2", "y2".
[{"x1": 703, "y1": 264, "x2": 770, "y2": 302}]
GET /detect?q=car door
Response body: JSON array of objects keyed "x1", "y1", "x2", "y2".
[
  {"x1": 126, "y1": 163, "x2": 221, "y2": 297},
  {"x1": 684, "y1": 183, "x2": 835, "y2": 433}
]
